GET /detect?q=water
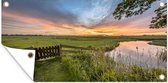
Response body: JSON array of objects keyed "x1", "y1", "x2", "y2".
[{"x1": 105, "y1": 41, "x2": 167, "y2": 70}]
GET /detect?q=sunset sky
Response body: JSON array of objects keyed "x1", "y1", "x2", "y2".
[{"x1": 2, "y1": 0, "x2": 166, "y2": 36}]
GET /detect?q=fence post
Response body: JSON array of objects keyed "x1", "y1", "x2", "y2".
[
  {"x1": 55, "y1": 45, "x2": 58, "y2": 56},
  {"x1": 48, "y1": 46, "x2": 52, "y2": 57},
  {"x1": 35, "y1": 48, "x2": 38, "y2": 60},
  {"x1": 41, "y1": 47, "x2": 45, "y2": 58}
]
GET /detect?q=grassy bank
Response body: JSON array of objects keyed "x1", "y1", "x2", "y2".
[
  {"x1": 62, "y1": 51, "x2": 166, "y2": 81},
  {"x1": 2, "y1": 35, "x2": 167, "y2": 81},
  {"x1": 148, "y1": 40, "x2": 167, "y2": 46},
  {"x1": 35, "y1": 51, "x2": 166, "y2": 81}
]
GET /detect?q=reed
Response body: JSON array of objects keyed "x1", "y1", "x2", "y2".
[{"x1": 61, "y1": 50, "x2": 167, "y2": 81}]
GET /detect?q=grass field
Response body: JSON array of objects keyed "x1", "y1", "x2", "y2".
[
  {"x1": 2, "y1": 35, "x2": 166, "y2": 49},
  {"x1": 2, "y1": 35, "x2": 167, "y2": 82}
]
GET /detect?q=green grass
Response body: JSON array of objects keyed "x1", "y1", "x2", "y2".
[
  {"x1": 34, "y1": 57, "x2": 74, "y2": 82},
  {"x1": 1, "y1": 35, "x2": 167, "y2": 82},
  {"x1": 61, "y1": 51, "x2": 167, "y2": 82},
  {"x1": 149, "y1": 40, "x2": 167, "y2": 46},
  {"x1": 2, "y1": 36, "x2": 120, "y2": 49},
  {"x1": 2, "y1": 35, "x2": 166, "y2": 49}
]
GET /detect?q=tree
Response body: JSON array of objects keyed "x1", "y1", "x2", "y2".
[
  {"x1": 113, "y1": 0, "x2": 167, "y2": 28},
  {"x1": 150, "y1": 3, "x2": 167, "y2": 28}
]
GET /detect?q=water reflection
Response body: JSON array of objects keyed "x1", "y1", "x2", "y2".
[{"x1": 105, "y1": 41, "x2": 167, "y2": 70}]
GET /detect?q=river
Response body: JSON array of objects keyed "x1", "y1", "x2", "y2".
[{"x1": 105, "y1": 41, "x2": 167, "y2": 70}]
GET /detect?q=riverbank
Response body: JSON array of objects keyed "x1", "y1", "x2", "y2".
[
  {"x1": 148, "y1": 40, "x2": 167, "y2": 46},
  {"x1": 35, "y1": 51, "x2": 166, "y2": 81},
  {"x1": 2, "y1": 35, "x2": 167, "y2": 81}
]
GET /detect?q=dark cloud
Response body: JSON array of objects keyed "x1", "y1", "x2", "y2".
[
  {"x1": 3, "y1": 0, "x2": 78, "y2": 25},
  {"x1": 2, "y1": 0, "x2": 161, "y2": 29}
]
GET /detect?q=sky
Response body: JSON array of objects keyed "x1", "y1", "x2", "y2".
[{"x1": 2, "y1": 0, "x2": 166, "y2": 36}]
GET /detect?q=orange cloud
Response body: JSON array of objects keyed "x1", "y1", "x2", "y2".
[
  {"x1": 92, "y1": 25, "x2": 166, "y2": 36},
  {"x1": 2, "y1": 11, "x2": 166, "y2": 36}
]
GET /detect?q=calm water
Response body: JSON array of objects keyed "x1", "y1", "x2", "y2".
[{"x1": 105, "y1": 41, "x2": 167, "y2": 70}]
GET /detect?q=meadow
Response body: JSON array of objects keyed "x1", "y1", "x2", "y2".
[
  {"x1": 2, "y1": 35, "x2": 166, "y2": 49},
  {"x1": 2, "y1": 35, "x2": 167, "y2": 82}
]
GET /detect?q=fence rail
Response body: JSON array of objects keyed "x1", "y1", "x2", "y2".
[
  {"x1": 62, "y1": 50, "x2": 82, "y2": 53},
  {"x1": 60, "y1": 44, "x2": 90, "y2": 50}
]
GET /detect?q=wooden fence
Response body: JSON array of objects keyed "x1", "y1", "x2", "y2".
[
  {"x1": 34, "y1": 44, "x2": 90, "y2": 60},
  {"x1": 35, "y1": 46, "x2": 60, "y2": 60}
]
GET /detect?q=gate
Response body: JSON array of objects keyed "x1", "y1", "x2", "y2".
[{"x1": 35, "y1": 45, "x2": 60, "y2": 60}]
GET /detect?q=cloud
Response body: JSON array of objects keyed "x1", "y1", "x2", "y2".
[
  {"x1": 2, "y1": 0, "x2": 166, "y2": 36},
  {"x1": 4, "y1": 0, "x2": 78, "y2": 26},
  {"x1": 78, "y1": 0, "x2": 120, "y2": 27},
  {"x1": 2, "y1": 11, "x2": 98, "y2": 35}
]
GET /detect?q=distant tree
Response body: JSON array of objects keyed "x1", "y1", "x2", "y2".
[{"x1": 113, "y1": 0, "x2": 167, "y2": 28}]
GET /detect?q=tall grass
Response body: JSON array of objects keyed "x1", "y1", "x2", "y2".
[
  {"x1": 156, "y1": 49, "x2": 167, "y2": 62},
  {"x1": 61, "y1": 50, "x2": 167, "y2": 81},
  {"x1": 2, "y1": 35, "x2": 166, "y2": 81}
]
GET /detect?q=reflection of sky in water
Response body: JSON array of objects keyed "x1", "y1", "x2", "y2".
[{"x1": 105, "y1": 41, "x2": 167, "y2": 70}]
